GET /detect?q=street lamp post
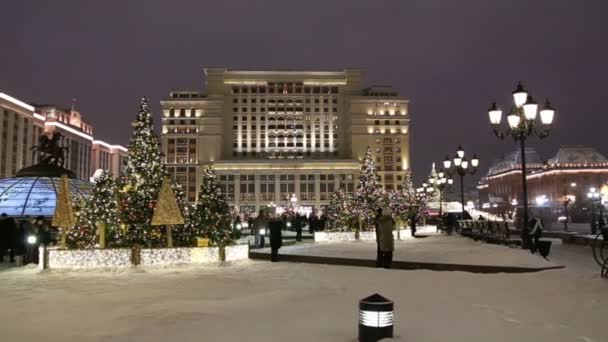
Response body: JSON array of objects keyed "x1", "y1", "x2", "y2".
[
  {"x1": 563, "y1": 182, "x2": 576, "y2": 232},
  {"x1": 587, "y1": 187, "x2": 603, "y2": 235},
  {"x1": 443, "y1": 146, "x2": 479, "y2": 220},
  {"x1": 488, "y1": 82, "x2": 555, "y2": 249},
  {"x1": 428, "y1": 169, "x2": 453, "y2": 219}
]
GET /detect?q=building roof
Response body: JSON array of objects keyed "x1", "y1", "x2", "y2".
[
  {"x1": 0, "y1": 176, "x2": 91, "y2": 217},
  {"x1": 487, "y1": 148, "x2": 543, "y2": 176},
  {"x1": 547, "y1": 146, "x2": 607, "y2": 165}
]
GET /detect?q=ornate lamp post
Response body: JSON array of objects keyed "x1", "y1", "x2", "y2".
[
  {"x1": 488, "y1": 82, "x2": 555, "y2": 248},
  {"x1": 587, "y1": 187, "x2": 603, "y2": 235},
  {"x1": 428, "y1": 169, "x2": 453, "y2": 218},
  {"x1": 443, "y1": 146, "x2": 479, "y2": 219},
  {"x1": 562, "y1": 182, "x2": 576, "y2": 231}
]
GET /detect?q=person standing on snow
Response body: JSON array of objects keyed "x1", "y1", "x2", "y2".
[{"x1": 377, "y1": 207, "x2": 396, "y2": 269}]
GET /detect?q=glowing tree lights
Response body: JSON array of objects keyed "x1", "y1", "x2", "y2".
[
  {"x1": 352, "y1": 147, "x2": 384, "y2": 232},
  {"x1": 190, "y1": 168, "x2": 237, "y2": 260},
  {"x1": 116, "y1": 97, "x2": 168, "y2": 247}
]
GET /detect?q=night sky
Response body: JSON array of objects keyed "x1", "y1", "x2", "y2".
[{"x1": 2, "y1": 0, "x2": 607, "y2": 184}]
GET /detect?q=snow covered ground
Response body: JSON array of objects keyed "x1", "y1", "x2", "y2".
[
  {"x1": 256, "y1": 235, "x2": 558, "y2": 269},
  {"x1": 1, "y1": 257, "x2": 607, "y2": 342}
]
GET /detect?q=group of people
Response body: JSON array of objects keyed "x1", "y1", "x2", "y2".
[
  {"x1": 0, "y1": 214, "x2": 53, "y2": 265},
  {"x1": 250, "y1": 209, "x2": 284, "y2": 262}
]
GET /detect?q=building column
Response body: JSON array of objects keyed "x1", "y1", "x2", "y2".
[
  {"x1": 254, "y1": 174, "x2": 261, "y2": 213},
  {"x1": 274, "y1": 174, "x2": 281, "y2": 206},
  {"x1": 314, "y1": 173, "x2": 321, "y2": 211},
  {"x1": 295, "y1": 173, "x2": 301, "y2": 203},
  {"x1": 234, "y1": 173, "x2": 241, "y2": 209}
]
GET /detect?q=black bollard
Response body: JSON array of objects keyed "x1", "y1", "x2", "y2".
[{"x1": 359, "y1": 293, "x2": 394, "y2": 342}]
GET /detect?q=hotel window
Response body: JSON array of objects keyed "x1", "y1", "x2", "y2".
[
  {"x1": 239, "y1": 175, "x2": 255, "y2": 202},
  {"x1": 300, "y1": 175, "x2": 315, "y2": 201},
  {"x1": 219, "y1": 175, "x2": 235, "y2": 201},
  {"x1": 170, "y1": 108, "x2": 175, "y2": 116},
  {"x1": 279, "y1": 175, "x2": 295, "y2": 200},
  {"x1": 180, "y1": 108, "x2": 186, "y2": 117}
]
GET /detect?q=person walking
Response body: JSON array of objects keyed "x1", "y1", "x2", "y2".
[
  {"x1": 0, "y1": 213, "x2": 9, "y2": 262},
  {"x1": 269, "y1": 212, "x2": 284, "y2": 262},
  {"x1": 377, "y1": 207, "x2": 396, "y2": 269},
  {"x1": 528, "y1": 217, "x2": 543, "y2": 254},
  {"x1": 374, "y1": 208, "x2": 383, "y2": 267},
  {"x1": 253, "y1": 209, "x2": 268, "y2": 249},
  {"x1": 293, "y1": 214, "x2": 303, "y2": 242}
]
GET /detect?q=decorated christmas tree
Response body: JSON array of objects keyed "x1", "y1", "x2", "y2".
[
  {"x1": 190, "y1": 168, "x2": 236, "y2": 257},
  {"x1": 352, "y1": 147, "x2": 384, "y2": 231},
  {"x1": 325, "y1": 189, "x2": 354, "y2": 231},
  {"x1": 68, "y1": 171, "x2": 121, "y2": 248},
  {"x1": 116, "y1": 97, "x2": 167, "y2": 247},
  {"x1": 170, "y1": 182, "x2": 196, "y2": 247}
]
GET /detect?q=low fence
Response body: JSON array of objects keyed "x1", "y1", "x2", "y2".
[{"x1": 41, "y1": 244, "x2": 249, "y2": 270}]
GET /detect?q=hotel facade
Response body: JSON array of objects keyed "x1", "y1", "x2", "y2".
[
  {"x1": 0, "y1": 92, "x2": 127, "y2": 181},
  {"x1": 161, "y1": 69, "x2": 411, "y2": 214}
]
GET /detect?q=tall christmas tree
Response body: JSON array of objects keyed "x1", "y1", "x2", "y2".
[
  {"x1": 116, "y1": 97, "x2": 167, "y2": 246},
  {"x1": 69, "y1": 171, "x2": 121, "y2": 248},
  {"x1": 190, "y1": 168, "x2": 235, "y2": 252},
  {"x1": 352, "y1": 147, "x2": 384, "y2": 231}
]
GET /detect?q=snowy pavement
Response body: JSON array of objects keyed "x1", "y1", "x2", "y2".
[
  {"x1": 254, "y1": 234, "x2": 559, "y2": 269},
  {"x1": 0, "y1": 260, "x2": 607, "y2": 342}
]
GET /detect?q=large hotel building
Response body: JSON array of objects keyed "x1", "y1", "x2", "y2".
[
  {"x1": 0, "y1": 92, "x2": 127, "y2": 180},
  {"x1": 161, "y1": 69, "x2": 410, "y2": 215}
]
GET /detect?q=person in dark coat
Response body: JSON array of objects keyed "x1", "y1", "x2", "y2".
[
  {"x1": 309, "y1": 213, "x2": 318, "y2": 234},
  {"x1": 269, "y1": 213, "x2": 284, "y2": 262},
  {"x1": 4, "y1": 214, "x2": 19, "y2": 262},
  {"x1": 293, "y1": 214, "x2": 303, "y2": 242},
  {"x1": 0, "y1": 213, "x2": 9, "y2": 262},
  {"x1": 528, "y1": 217, "x2": 543, "y2": 254},
  {"x1": 374, "y1": 208, "x2": 383, "y2": 267},
  {"x1": 377, "y1": 207, "x2": 396, "y2": 269}
]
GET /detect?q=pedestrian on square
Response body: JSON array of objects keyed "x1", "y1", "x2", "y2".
[
  {"x1": 269, "y1": 211, "x2": 284, "y2": 262},
  {"x1": 253, "y1": 209, "x2": 268, "y2": 249},
  {"x1": 293, "y1": 214, "x2": 303, "y2": 242},
  {"x1": 528, "y1": 217, "x2": 543, "y2": 254},
  {"x1": 377, "y1": 207, "x2": 396, "y2": 269},
  {"x1": 0, "y1": 213, "x2": 10, "y2": 262},
  {"x1": 374, "y1": 208, "x2": 383, "y2": 267}
]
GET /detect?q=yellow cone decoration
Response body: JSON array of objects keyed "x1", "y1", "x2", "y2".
[
  {"x1": 151, "y1": 177, "x2": 185, "y2": 226},
  {"x1": 52, "y1": 174, "x2": 76, "y2": 248},
  {"x1": 151, "y1": 177, "x2": 185, "y2": 248}
]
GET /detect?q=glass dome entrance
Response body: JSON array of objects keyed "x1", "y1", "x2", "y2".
[{"x1": 0, "y1": 177, "x2": 91, "y2": 217}]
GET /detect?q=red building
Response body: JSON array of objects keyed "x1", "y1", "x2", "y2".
[{"x1": 478, "y1": 146, "x2": 608, "y2": 218}]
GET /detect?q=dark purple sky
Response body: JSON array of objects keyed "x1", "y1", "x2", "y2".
[{"x1": 2, "y1": 0, "x2": 607, "y2": 184}]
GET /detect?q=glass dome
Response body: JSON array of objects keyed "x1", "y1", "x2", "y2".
[{"x1": 0, "y1": 177, "x2": 92, "y2": 217}]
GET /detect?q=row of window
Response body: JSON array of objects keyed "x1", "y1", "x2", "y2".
[
  {"x1": 233, "y1": 107, "x2": 338, "y2": 113},
  {"x1": 232, "y1": 86, "x2": 339, "y2": 95},
  {"x1": 234, "y1": 98, "x2": 338, "y2": 104}
]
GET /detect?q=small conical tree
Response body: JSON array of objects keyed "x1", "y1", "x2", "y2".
[
  {"x1": 116, "y1": 97, "x2": 167, "y2": 247},
  {"x1": 352, "y1": 147, "x2": 383, "y2": 233},
  {"x1": 53, "y1": 174, "x2": 76, "y2": 248},
  {"x1": 151, "y1": 177, "x2": 185, "y2": 247},
  {"x1": 191, "y1": 168, "x2": 235, "y2": 260}
]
